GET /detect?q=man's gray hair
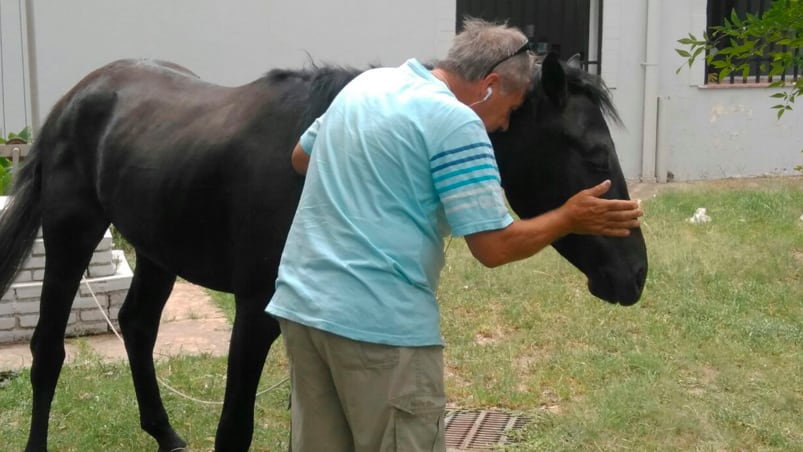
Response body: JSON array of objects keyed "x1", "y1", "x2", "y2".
[{"x1": 438, "y1": 18, "x2": 535, "y2": 93}]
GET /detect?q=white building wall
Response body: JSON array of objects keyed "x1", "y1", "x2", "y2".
[
  {"x1": 606, "y1": 0, "x2": 802, "y2": 181},
  {"x1": 0, "y1": 0, "x2": 31, "y2": 136},
  {"x1": 5, "y1": 0, "x2": 801, "y2": 181},
  {"x1": 27, "y1": 0, "x2": 454, "y2": 126}
]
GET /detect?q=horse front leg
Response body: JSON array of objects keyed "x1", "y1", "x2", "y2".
[
  {"x1": 215, "y1": 294, "x2": 280, "y2": 452},
  {"x1": 117, "y1": 255, "x2": 186, "y2": 451}
]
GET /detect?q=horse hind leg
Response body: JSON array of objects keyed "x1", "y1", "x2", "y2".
[
  {"x1": 25, "y1": 209, "x2": 109, "y2": 452},
  {"x1": 116, "y1": 255, "x2": 186, "y2": 451}
]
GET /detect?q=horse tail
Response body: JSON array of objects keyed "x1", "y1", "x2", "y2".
[{"x1": 0, "y1": 139, "x2": 43, "y2": 297}]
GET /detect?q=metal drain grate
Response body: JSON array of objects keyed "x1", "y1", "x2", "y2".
[{"x1": 444, "y1": 409, "x2": 528, "y2": 450}]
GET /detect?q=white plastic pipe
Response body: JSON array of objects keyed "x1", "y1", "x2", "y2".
[
  {"x1": 640, "y1": 0, "x2": 661, "y2": 182},
  {"x1": 24, "y1": 0, "x2": 40, "y2": 135}
]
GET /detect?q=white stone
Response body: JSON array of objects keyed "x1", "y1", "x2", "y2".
[
  {"x1": 0, "y1": 301, "x2": 13, "y2": 316},
  {"x1": 109, "y1": 291, "x2": 127, "y2": 308},
  {"x1": 73, "y1": 295, "x2": 108, "y2": 310},
  {"x1": 13, "y1": 283, "x2": 42, "y2": 300},
  {"x1": 14, "y1": 300, "x2": 41, "y2": 315},
  {"x1": 0, "y1": 330, "x2": 32, "y2": 344},
  {"x1": 31, "y1": 239, "x2": 46, "y2": 255},
  {"x1": 96, "y1": 231, "x2": 113, "y2": 251},
  {"x1": 0, "y1": 317, "x2": 16, "y2": 330},
  {"x1": 79, "y1": 309, "x2": 109, "y2": 323},
  {"x1": 88, "y1": 262, "x2": 117, "y2": 278},
  {"x1": 19, "y1": 314, "x2": 40, "y2": 328},
  {"x1": 21, "y1": 255, "x2": 45, "y2": 271},
  {"x1": 90, "y1": 250, "x2": 113, "y2": 266},
  {"x1": 13, "y1": 270, "x2": 33, "y2": 284}
]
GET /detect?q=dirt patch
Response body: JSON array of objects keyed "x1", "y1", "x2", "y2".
[{"x1": 0, "y1": 281, "x2": 231, "y2": 370}]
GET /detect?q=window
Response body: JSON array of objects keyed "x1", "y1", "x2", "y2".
[
  {"x1": 456, "y1": 0, "x2": 603, "y2": 74},
  {"x1": 706, "y1": 0, "x2": 801, "y2": 84}
]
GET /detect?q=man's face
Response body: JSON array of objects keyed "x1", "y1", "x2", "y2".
[{"x1": 472, "y1": 84, "x2": 527, "y2": 133}]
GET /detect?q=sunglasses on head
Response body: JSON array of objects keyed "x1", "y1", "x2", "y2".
[{"x1": 483, "y1": 41, "x2": 536, "y2": 78}]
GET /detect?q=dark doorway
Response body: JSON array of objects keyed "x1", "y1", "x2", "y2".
[{"x1": 456, "y1": 0, "x2": 602, "y2": 74}]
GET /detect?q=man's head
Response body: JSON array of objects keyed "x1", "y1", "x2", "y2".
[{"x1": 436, "y1": 19, "x2": 536, "y2": 132}]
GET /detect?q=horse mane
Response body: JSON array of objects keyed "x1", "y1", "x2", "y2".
[
  {"x1": 265, "y1": 64, "x2": 363, "y2": 131},
  {"x1": 533, "y1": 62, "x2": 623, "y2": 126},
  {"x1": 264, "y1": 59, "x2": 621, "y2": 131}
]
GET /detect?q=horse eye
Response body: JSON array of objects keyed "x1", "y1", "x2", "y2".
[{"x1": 586, "y1": 145, "x2": 610, "y2": 172}]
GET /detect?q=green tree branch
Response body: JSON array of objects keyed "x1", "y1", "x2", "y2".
[{"x1": 676, "y1": 0, "x2": 802, "y2": 119}]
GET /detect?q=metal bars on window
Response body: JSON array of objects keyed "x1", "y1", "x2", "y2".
[{"x1": 705, "y1": 0, "x2": 800, "y2": 84}]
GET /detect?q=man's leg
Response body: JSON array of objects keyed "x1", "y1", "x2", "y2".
[
  {"x1": 278, "y1": 319, "x2": 354, "y2": 451},
  {"x1": 316, "y1": 330, "x2": 447, "y2": 452}
]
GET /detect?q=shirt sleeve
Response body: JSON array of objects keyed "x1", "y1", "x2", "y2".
[
  {"x1": 430, "y1": 121, "x2": 514, "y2": 237},
  {"x1": 299, "y1": 116, "x2": 324, "y2": 155}
]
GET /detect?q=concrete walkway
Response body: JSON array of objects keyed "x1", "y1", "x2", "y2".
[{"x1": 0, "y1": 281, "x2": 231, "y2": 371}]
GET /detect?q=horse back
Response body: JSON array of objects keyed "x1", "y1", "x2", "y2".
[{"x1": 44, "y1": 59, "x2": 309, "y2": 294}]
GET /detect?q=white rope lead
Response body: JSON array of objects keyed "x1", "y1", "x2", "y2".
[{"x1": 81, "y1": 275, "x2": 288, "y2": 405}]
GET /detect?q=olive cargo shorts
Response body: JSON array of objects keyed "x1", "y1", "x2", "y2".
[{"x1": 278, "y1": 318, "x2": 447, "y2": 452}]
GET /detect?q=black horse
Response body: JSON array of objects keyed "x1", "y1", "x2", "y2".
[{"x1": 0, "y1": 53, "x2": 646, "y2": 451}]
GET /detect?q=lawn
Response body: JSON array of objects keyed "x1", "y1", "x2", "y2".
[{"x1": 1, "y1": 176, "x2": 801, "y2": 451}]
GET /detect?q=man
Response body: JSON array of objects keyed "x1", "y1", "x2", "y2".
[{"x1": 267, "y1": 19, "x2": 643, "y2": 451}]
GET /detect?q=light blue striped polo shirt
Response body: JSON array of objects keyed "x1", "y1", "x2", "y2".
[{"x1": 267, "y1": 59, "x2": 513, "y2": 346}]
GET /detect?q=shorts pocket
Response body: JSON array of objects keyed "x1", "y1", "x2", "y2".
[{"x1": 390, "y1": 394, "x2": 446, "y2": 452}]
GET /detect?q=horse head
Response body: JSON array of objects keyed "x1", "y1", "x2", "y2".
[{"x1": 491, "y1": 53, "x2": 647, "y2": 305}]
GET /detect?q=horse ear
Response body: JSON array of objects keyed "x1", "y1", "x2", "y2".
[
  {"x1": 567, "y1": 53, "x2": 583, "y2": 69},
  {"x1": 541, "y1": 52, "x2": 567, "y2": 108}
]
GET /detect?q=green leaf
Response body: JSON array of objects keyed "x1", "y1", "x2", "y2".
[
  {"x1": 17, "y1": 127, "x2": 31, "y2": 142},
  {"x1": 675, "y1": 48, "x2": 691, "y2": 58},
  {"x1": 771, "y1": 92, "x2": 787, "y2": 98},
  {"x1": 731, "y1": 9, "x2": 743, "y2": 27}
]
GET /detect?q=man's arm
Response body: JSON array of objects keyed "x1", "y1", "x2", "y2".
[
  {"x1": 465, "y1": 180, "x2": 642, "y2": 268},
  {"x1": 291, "y1": 141, "x2": 310, "y2": 175}
]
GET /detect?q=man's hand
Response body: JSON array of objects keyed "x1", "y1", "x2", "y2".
[
  {"x1": 561, "y1": 180, "x2": 643, "y2": 237},
  {"x1": 291, "y1": 142, "x2": 310, "y2": 175}
]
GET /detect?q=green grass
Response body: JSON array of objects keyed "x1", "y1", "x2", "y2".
[
  {"x1": 1, "y1": 177, "x2": 801, "y2": 451},
  {"x1": 0, "y1": 342, "x2": 291, "y2": 451}
]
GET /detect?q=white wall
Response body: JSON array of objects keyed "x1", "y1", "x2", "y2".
[
  {"x1": 601, "y1": 0, "x2": 647, "y2": 181},
  {"x1": 0, "y1": 0, "x2": 32, "y2": 136},
  {"x1": 10, "y1": 0, "x2": 801, "y2": 181},
  {"x1": 605, "y1": 0, "x2": 802, "y2": 181},
  {"x1": 28, "y1": 0, "x2": 454, "y2": 125}
]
